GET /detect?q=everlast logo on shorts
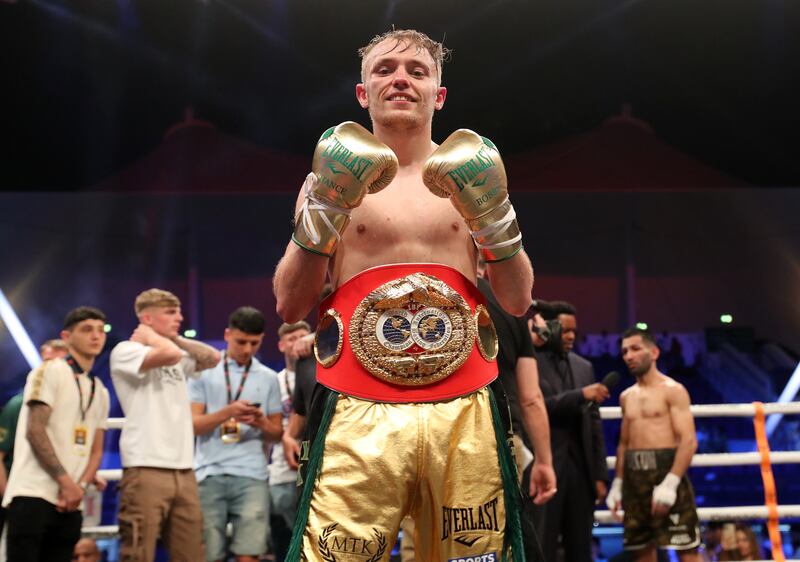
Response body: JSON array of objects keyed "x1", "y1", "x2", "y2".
[
  {"x1": 317, "y1": 523, "x2": 387, "y2": 562},
  {"x1": 441, "y1": 497, "x2": 500, "y2": 541}
]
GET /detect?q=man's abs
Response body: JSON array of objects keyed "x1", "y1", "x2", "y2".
[{"x1": 627, "y1": 416, "x2": 678, "y2": 450}]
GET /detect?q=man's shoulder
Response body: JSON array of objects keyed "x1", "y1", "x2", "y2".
[
  {"x1": 26, "y1": 359, "x2": 72, "y2": 387},
  {"x1": 619, "y1": 385, "x2": 635, "y2": 402},
  {"x1": 42, "y1": 357, "x2": 71, "y2": 373},
  {"x1": 568, "y1": 351, "x2": 592, "y2": 369},
  {"x1": 110, "y1": 340, "x2": 145, "y2": 361},
  {"x1": 93, "y1": 375, "x2": 110, "y2": 392},
  {"x1": 660, "y1": 375, "x2": 690, "y2": 399},
  {"x1": 112, "y1": 340, "x2": 143, "y2": 351},
  {"x1": 251, "y1": 358, "x2": 278, "y2": 379}
]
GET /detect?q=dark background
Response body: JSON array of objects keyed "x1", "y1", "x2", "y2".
[
  {"x1": 2, "y1": 0, "x2": 799, "y2": 190},
  {"x1": 1, "y1": 1, "x2": 800, "y2": 546}
]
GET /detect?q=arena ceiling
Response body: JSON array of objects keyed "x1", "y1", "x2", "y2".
[{"x1": 2, "y1": 0, "x2": 799, "y2": 190}]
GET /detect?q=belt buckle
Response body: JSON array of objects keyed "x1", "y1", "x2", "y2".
[{"x1": 349, "y1": 273, "x2": 478, "y2": 386}]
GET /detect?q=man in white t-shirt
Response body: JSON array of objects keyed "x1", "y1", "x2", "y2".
[
  {"x1": 190, "y1": 306, "x2": 283, "y2": 562},
  {"x1": 110, "y1": 288, "x2": 221, "y2": 562},
  {"x1": 3, "y1": 306, "x2": 110, "y2": 562},
  {"x1": 268, "y1": 320, "x2": 311, "y2": 559}
]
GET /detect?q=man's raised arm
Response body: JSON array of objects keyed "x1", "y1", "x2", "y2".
[
  {"x1": 274, "y1": 122, "x2": 398, "y2": 322},
  {"x1": 421, "y1": 130, "x2": 532, "y2": 316}
]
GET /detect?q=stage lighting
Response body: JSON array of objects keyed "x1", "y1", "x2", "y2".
[{"x1": 0, "y1": 289, "x2": 42, "y2": 369}]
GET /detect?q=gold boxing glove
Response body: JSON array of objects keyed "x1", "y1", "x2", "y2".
[
  {"x1": 423, "y1": 129, "x2": 522, "y2": 262},
  {"x1": 293, "y1": 122, "x2": 398, "y2": 256}
]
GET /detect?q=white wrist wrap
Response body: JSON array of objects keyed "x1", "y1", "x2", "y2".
[
  {"x1": 297, "y1": 173, "x2": 351, "y2": 247},
  {"x1": 606, "y1": 477, "x2": 623, "y2": 510},
  {"x1": 652, "y1": 472, "x2": 681, "y2": 507}
]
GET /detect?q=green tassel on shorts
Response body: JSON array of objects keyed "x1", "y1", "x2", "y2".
[
  {"x1": 489, "y1": 387, "x2": 526, "y2": 562},
  {"x1": 285, "y1": 391, "x2": 340, "y2": 562}
]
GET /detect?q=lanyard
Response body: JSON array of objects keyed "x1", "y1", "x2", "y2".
[
  {"x1": 282, "y1": 370, "x2": 294, "y2": 399},
  {"x1": 223, "y1": 352, "x2": 252, "y2": 404},
  {"x1": 66, "y1": 355, "x2": 96, "y2": 422}
]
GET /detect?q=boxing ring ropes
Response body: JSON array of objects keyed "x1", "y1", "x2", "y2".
[{"x1": 85, "y1": 401, "x2": 800, "y2": 562}]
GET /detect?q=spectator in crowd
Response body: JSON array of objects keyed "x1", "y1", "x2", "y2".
[
  {"x1": 0, "y1": 339, "x2": 70, "y2": 535},
  {"x1": 269, "y1": 321, "x2": 312, "y2": 561},
  {"x1": 531, "y1": 302, "x2": 610, "y2": 562},
  {"x1": 3, "y1": 307, "x2": 110, "y2": 562},
  {"x1": 280, "y1": 287, "x2": 334, "y2": 473},
  {"x1": 477, "y1": 261, "x2": 554, "y2": 494},
  {"x1": 716, "y1": 523, "x2": 740, "y2": 562},
  {"x1": 72, "y1": 537, "x2": 101, "y2": 562},
  {"x1": 41, "y1": 339, "x2": 70, "y2": 361},
  {"x1": 477, "y1": 259, "x2": 555, "y2": 561},
  {"x1": 189, "y1": 306, "x2": 283, "y2": 562},
  {"x1": 730, "y1": 524, "x2": 763, "y2": 561},
  {"x1": 700, "y1": 522, "x2": 723, "y2": 562},
  {"x1": 110, "y1": 288, "x2": 220, "y2": 562}
]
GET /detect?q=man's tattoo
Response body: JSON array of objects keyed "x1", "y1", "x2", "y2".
[
  {"x1": 27, "y1": 403, "x2": 67, "y2": 480},
  {"x1": 176, "y1": 337, "x2": 218, "y2": 370}
]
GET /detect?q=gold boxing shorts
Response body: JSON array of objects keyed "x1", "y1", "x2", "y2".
[
  {"x1": 299, "y1": 387, "x2": 509, "y2": 562},
  {"x1": 287, "y1": 264, "x2": 524, "y2": 562}
]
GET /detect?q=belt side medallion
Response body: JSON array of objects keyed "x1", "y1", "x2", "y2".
[{"x1": 350, "y1": 273, "x2": 476, "y2": 386}]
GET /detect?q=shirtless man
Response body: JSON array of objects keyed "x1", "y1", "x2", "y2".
[
  {"x1": 607, "y1": 328, "x2": 700, "y2": 562},
  {"x1": 273, "y1": 29, "x2": 534, "y2": 562}
]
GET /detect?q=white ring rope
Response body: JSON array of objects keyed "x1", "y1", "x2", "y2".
[
  {"x1": 600, "y1": 401, "x2": 800, "y2": 420},
  {"x1": 595, "y1": 505, "x2": 800, "y2": 524},
  {"x1": 90, "y1": 400, "x2": 800, "y2": 544},
  {"x1": 102, "y1": 401, "x2": 800, "y2": 430},
  {"x1": 605, "y1": 451, "x2": 800, "y2": 470},
  {"x1": 83, "y1": 505, "x2": 800, "y2": 541},
  {"x1": 96, "y1": 452, "x2": 800, "y2": 484}
]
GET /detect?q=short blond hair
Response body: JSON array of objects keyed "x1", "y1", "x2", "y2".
[
  {"x1": 358, "y1": 29, "x2": 450, "y2": 86},
  {"x1": 278, "y1": 321, "x2": 311, "y2": 338},
  {"x1": 40, "y1": 339, "x2": 68, "y2": 354},
  {"x1": 134, "y1": 288, "x2": 181, "y2": 315}
]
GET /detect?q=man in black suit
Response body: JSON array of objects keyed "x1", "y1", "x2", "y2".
[{"x1": 531, "y1": 302, "x2": 611, "y2": 562}]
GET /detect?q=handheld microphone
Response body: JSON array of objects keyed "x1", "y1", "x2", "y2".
[
  {"x1": 582, "y1": 371, "x2": 621, "y2": 412},
  {"x1": 601, "y1": 371, "x2": 621, "y2": 390}
]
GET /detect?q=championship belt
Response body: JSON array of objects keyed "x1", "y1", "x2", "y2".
[{"x1": 314, "y1": 263, "x2": 499, "y2": 402}]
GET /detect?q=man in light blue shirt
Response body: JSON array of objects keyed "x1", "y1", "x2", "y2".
[{"x1": 190, "y1": 307, "x2": 283, "y2": 562}]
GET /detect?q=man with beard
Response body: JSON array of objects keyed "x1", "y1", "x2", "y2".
[{"x1": 607, "y1": 328, "x2": 700, "y2": 562}]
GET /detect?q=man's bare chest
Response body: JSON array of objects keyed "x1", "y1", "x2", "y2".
[
  {"x1": 346, "y1": 193, "x2": 466, "y2": 245},
  {"x1": 628, "y1": 391, "x2": 670, "y2": 421}
]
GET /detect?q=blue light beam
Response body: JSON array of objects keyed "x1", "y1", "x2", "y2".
[
  {"x1": 0, "y1": 289, "x2": 42, "y2": 369},
  {"x1": 765, "y1": 360, "x2": 800, "y2": 437}
]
